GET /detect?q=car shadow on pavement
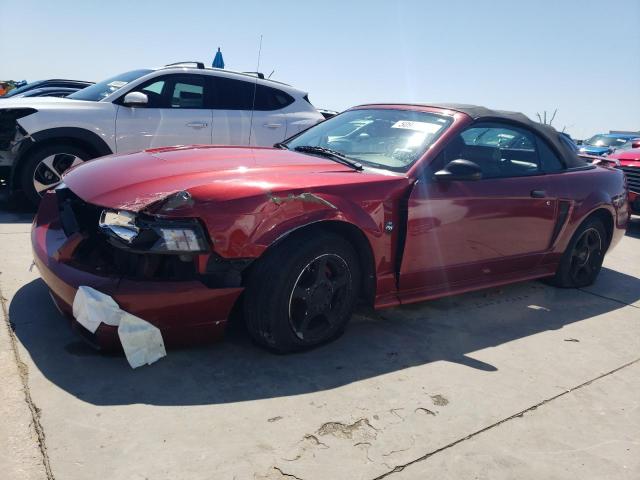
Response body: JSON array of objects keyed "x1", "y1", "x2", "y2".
[
  {"x1": 626, "y1": 216, "x2": 640, "y2": 239},
  {"x1": 0, "y1": 188, "x2": 35, "y2": 224},
  {"x1": 9, "y1": 268, "x2": 640, "y2": 407}
]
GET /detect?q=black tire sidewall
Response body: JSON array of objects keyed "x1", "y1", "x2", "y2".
[
  {"x1": 20, "y1": 143, "x2": 89, "y2": 206},
  {"x1": 554, "y1": 217, "x2": 607, "y2": 288},
  {"x1": 244, "y1": 231, "x2": 360, "y2": 353}
]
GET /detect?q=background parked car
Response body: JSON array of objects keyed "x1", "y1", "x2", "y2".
[
  {"x1": 608, "y1": 137, "x2": 640, "y2": 153},
  {"x1": 0, "y1": 62, "x2": 323, "y2": 205},
  {"x1": 608, "y1": 147, "x2": 640, "y2": 214},
  {"x1": 578, "y1": 133, "x2": 639, "y2": 156},
  {"x1": 0, "y1": 79, "x2": 94, "y2": 98},
  {"x1": 5, "y1": 86, "x2": 85, "y2": 98}
]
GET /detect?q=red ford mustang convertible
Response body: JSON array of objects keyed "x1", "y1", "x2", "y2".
[{"x1": 32, "y1": 104, "x2": 629, "y2": 352}]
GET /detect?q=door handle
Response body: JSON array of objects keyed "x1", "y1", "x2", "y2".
[
  {"x1": 263, "y1": 123, "x2": 282, "y2": 129},
  {"x1": 186, "y1": 122, "x2": 208, "y2": 128},
  {"x1": 530, "y1": 190, "x2": 547, "y2": 198}
]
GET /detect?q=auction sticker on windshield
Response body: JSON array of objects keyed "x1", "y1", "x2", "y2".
[{"x1": 391, "y1": 120, "x2": 443, "y2": 134}]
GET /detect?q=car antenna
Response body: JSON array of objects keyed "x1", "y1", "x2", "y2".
[{"x1": 248, "y1": 34, "x2": 263, "y2": 146}]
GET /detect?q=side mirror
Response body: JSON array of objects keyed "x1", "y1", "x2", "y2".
[
  {"x1": 122, "y1": 91, "x2": 148, "y2": 107},
  {"x1": 631, "y1": 139, "x2": 640, "y2": 149},
  {"x1": 576, "y1": 139, "x2": 584, "y2": 145},
  {"x1": 434, "y1": 159, "x2": 482, "y2": 182}
]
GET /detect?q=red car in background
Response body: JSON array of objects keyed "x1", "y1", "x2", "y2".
[
  {"x1": 32, "y1": 104, "x2": 629, "y2": 353},
  {"x1": 608, "y1": 147, "x2": 640, "y2": 214}
]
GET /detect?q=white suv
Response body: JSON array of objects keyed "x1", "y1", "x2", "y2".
[{"x1": 0, "y1": 62, "x2": 323, "y2": 205}]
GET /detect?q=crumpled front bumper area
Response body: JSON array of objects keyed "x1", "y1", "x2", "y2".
[{"x1": 32, "y1": 190, "x2": 243, "y2": 350}]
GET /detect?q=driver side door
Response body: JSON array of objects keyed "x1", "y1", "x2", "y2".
[
  {"x1": 115, "y1": 74, "x2": 213, "y2": 153},
  {"x1": 399, "y1": 122, "x2": 559, "y2": 301}
]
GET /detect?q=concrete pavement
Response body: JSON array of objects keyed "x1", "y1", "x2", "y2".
[
  {"x1": 390, "y1": 361, "x2": 640, "y2": 480},
  {"x1": 1, "y1": 193, "x2": 638, "y2": 479},
  {"x1": 0, "y1": 206, "x2": 49, "y2": 480}
]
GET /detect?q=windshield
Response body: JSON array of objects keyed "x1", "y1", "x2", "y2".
[
  {"x1": 3, "y1": 81, "x2": 45, "y2": 98},
  {"x1": 67, "y1": 69, "x2": 152, "y2": 101},
  {"x1": 286, "y1": 109, "x2": 453, "y2": 171},
  {"x1": 585, "y1": 135, "x2": 629, "y2": 147}
]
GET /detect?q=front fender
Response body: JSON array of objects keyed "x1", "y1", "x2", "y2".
[
  {"x1": 207, "y1": 191, "x2": 384, "y2": 258},
  {"x1": 9, "y1": 126, "x2": 114, "y2": 190},
  {"x1": 29, "y1": 127, "x2": 113, "y2": 157}
]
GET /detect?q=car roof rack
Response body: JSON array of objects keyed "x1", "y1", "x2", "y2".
[
  {"x1": 242, "y1": 71, "x2": 265, "y2": 79},
  {"x1": 157, "y1": 64, "x2": 291, "y2": 87},
  {"x1": 165, "y1": 61, "x2": 205, "y2": 69}
]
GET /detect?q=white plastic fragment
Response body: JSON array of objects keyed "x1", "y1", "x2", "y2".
[
  {"x1": 117, "y1": 312, "x2": 167, "y2": 368},
  {"x1": 72, "y1": 286, "x2": 122, "y2": 333},
  {"x1": 72, "y1": 286, "x2": 166, "y2": 368}
]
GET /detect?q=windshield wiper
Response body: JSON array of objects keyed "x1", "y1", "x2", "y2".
[
  {"x1": 293, "y1": 145, "x2": 363, "y2": 171},
  {"x1": 273, "y1": 142, "x2": 289, "y2": 150}
]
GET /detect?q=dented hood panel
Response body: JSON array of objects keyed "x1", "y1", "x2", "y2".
[{"x1": 63, "y1": 145, "x2": 406, "y2": 211}]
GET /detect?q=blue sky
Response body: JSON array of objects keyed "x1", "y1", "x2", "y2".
[{"x1": 1, "y1": 0, "x2": 638, "y2": 138}]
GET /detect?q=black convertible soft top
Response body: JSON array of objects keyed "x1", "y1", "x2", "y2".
[{"x1": 365, "y1": 103, "x2": 586, "y2": 168}]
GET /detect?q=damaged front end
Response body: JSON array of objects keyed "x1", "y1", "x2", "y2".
[
  {"x1": 0, "y1": 108, "x2": 36, "y2": 176},
  {"x1": 32, "y1": 187, "x2": 247, "y2": 350},
  {"x1": 55, "y1": 186, "x2": 251, "y2": 287}
]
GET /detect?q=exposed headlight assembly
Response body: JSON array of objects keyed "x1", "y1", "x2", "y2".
[
  {"x1": 99, "y1": 210, "x2": 139, "y2": 243},
  {"x1": 155, "y1": 227, "x2": 207, "y2": 252},
  {"x1": 99, "y1": 209, "x2": 209, "y2": 253}
]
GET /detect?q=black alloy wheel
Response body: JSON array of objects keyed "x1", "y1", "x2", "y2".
[
  {"x1": 568, "y1": 227, "x2": 603, "y2": 285},
  {"x1": 550, "y1": 216, "x2": 607, "y2": 288},
  {"x1": 288, "y1": 253, "x2": 352, "y2": 343},
  {"x1": 244, "y1": 230, "x2": 360, "y2": 353}
]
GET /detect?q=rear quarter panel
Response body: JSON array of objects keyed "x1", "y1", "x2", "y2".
[
  {"x1": 543, "y1": 165, "x2": 628, "y2": 265},
  {"x1": 282, "y1": 104, "x2": 324, "y2": 137}
]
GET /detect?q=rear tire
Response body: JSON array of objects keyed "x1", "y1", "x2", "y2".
[
  {"x1": 20, "y1": 143, "x2": 89, "y2": 207},
  {"x1": 549, "y1": 217, "x2": 607, "y2": 288},
  {"x1": 244, "y1": 230, "x2": 360, "y2": 353}
]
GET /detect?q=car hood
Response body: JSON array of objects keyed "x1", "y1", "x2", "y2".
[
  {"x1": 609, "y1": 148, "x2": 640, "y2": 166},
  {"x1": 63, "y1": 145, "x2": 407, "y2": 212},
  {"x1": 0, "y1": 96, "x2": 81, "y2": 108}
]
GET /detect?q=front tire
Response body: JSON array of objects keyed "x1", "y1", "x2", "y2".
[
  {"x1": 244, "y1": 230, "x2": 360, "y2": 353},
  {"x1": 20, "y1": 143, "x2": 89, "y2": 206},
  {"x1": 550, "y1": 217, "x2": 607, "y2": 288}
]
